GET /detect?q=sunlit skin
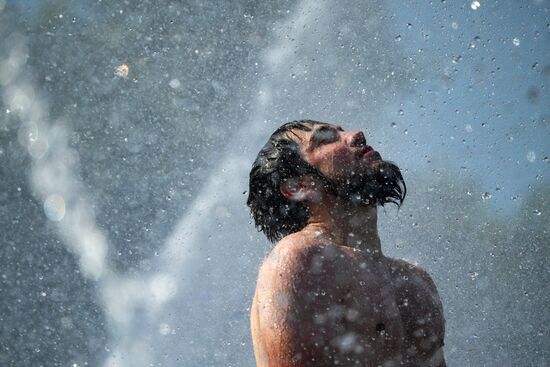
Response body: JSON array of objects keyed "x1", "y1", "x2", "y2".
[{"x1": 251, "y1": 123, "x2": 446, "y2": 366}]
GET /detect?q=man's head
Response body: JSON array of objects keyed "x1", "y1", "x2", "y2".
[{"x1": 247, "y1": 120, "x2": 406, "y2": 242}]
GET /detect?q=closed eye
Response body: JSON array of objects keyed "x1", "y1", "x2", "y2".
[{"x1": 311, "y1": 126, "x2": 340, "y2": 146}]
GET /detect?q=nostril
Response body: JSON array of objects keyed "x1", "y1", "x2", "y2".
[{"x1": 351, "y1": 132, "x2": 366, "y2": 147}]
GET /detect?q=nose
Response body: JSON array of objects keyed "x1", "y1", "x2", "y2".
[{"x1": 350, "y1": 131, "x2": 366, "y2": 147}]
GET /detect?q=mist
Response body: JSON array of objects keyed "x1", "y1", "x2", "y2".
[{"x1": 0, "y1": 1, "x2": 548, "y2": 366}]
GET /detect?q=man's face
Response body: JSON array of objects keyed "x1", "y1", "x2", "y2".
[
  {"x1": 291, "y1": 123, "x2": 382, "y2": 180},
  {"x1": 290, "y1": 122, "x2": 404, "y2": 206}
]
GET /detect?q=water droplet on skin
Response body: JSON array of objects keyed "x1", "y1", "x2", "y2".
[
  {"x1": 470, "y1": 1, "x2": 480, "y2": 10},
  {"x1": 512, "y1": 37, "x2": 520, "y2": 46}
]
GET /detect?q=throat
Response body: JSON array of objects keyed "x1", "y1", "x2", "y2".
[
  {"x1": 305, "y1": 203, "x2": 382, "y2": 255},
  {"x1": 304, "y1": 213, "x2": 382, "y2": 257}
]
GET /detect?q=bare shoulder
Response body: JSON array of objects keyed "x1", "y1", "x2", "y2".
[
  {"x1": 387, "y1": 258, "x2": 440, "y2": 292},
  {"x1": 254, "y1": 232, "x2": 353, "y2": 319},
  {"x1": 258, "y1": 232, "x2": 351, "y2": 283},
  {"x1": 252, "y1": 233, "x2": 353, "y2": 366},
  {"x1": 386, "y1": 257, "x2": 444, "y2": 317}
]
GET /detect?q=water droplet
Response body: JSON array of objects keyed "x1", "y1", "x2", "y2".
[
  {"x1": 115, "y1": 64, "x2": 129, "y2": 78},
  {"x1": 470, "y1": 1, "x2": 481, "y2": 10},
  {"x1": 44, "y1": 194, "x2": 66, "y2": 222},
  {"x1": 169, "y1": 78, "x2": 181, "y2": 89},
  {"x1": 481, "y1": 192, "x2": 492, "y2": 201},
  {"x1": 159, "y1": 323, "x2": 171, "y2": 335},
  {"x1": 512, "y1": 37, "x2": 520, "y2": 46},
  {"x1": 398, "y1": 109, "x2": 404, "y2": 115},
  {"x1": 395, "y1": 35, "x2": 402, "y2": 42},
  {"x1": 526, "y1": 151, "x2": 536, "y2": 162},
  {"x1": 533, "y1": 209, "x2": 542, "y2": 216},
  {"x1": 451, "y1": 22, "x2": 458, "y2": 30}
]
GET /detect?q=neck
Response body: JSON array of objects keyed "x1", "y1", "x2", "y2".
[{"x1": 304, "y1": 194, "x2": 382, "y2": 257}]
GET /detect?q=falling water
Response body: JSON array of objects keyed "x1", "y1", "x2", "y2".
[{"x1": 2, "y1": 1, "x2": 548, "y2": 366}]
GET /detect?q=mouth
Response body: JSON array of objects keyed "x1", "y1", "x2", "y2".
[
  {"x1": 355, "y1": 146, "x2": 382, "y2": 162},
  {"x1": 363, "y1": 150, "x2": 382, "y2": 162}
]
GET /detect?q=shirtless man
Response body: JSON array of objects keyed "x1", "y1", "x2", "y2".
[{"x1": 247, "y1": 120, "x2": 446, "y2": 367}]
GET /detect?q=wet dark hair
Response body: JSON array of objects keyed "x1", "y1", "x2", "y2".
[
  {"x1": 247, "y1": 120, "x2": 322, "y2": 242},
  {"x1": 247, "y1": 120, "x2": 406, "y2": 243}
]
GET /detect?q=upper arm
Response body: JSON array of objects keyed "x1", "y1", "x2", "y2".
[{"x1": 253, "y1": 243, "x2": 350, "y2": 367}]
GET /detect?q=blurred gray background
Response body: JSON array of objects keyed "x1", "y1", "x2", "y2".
[{"x1": 0, "y1": 0, "x2": 548, "y2": 366}]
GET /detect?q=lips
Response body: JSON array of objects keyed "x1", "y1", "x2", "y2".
[
  {"x1": 363, "y1": 150, "x2": 382, "y2": 162},
  {"x1": 355, "y1": 145, "x2": 372, "y2": 158},
  {"x1": 353, "y1": 145, "x2": 382, "y2": 162}
]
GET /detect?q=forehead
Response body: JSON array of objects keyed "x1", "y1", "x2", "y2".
[{"x1": 288, "y1": 122, "x2": 344, "y2": 144}]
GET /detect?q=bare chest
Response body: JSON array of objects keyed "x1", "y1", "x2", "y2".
[{"x1": 341, "y1": 258, "x2": 443, "y2": 364}]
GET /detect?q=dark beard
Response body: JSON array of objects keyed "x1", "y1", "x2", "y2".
[{"x1": 322, "y1": 160, "x2": 406, "y2": 207}]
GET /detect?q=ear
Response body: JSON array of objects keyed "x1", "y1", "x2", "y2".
[{"x1": 279, "y1": 177, "x2": 315, "y2": 202}]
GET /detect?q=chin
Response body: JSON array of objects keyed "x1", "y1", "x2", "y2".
[{"x1": 337, "y1": 159, "x2": 406, "y2": 207}]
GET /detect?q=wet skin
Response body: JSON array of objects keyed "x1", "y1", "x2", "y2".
[{"x1": 250, "y1": 123, "x2": 446, "y2": 366}]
